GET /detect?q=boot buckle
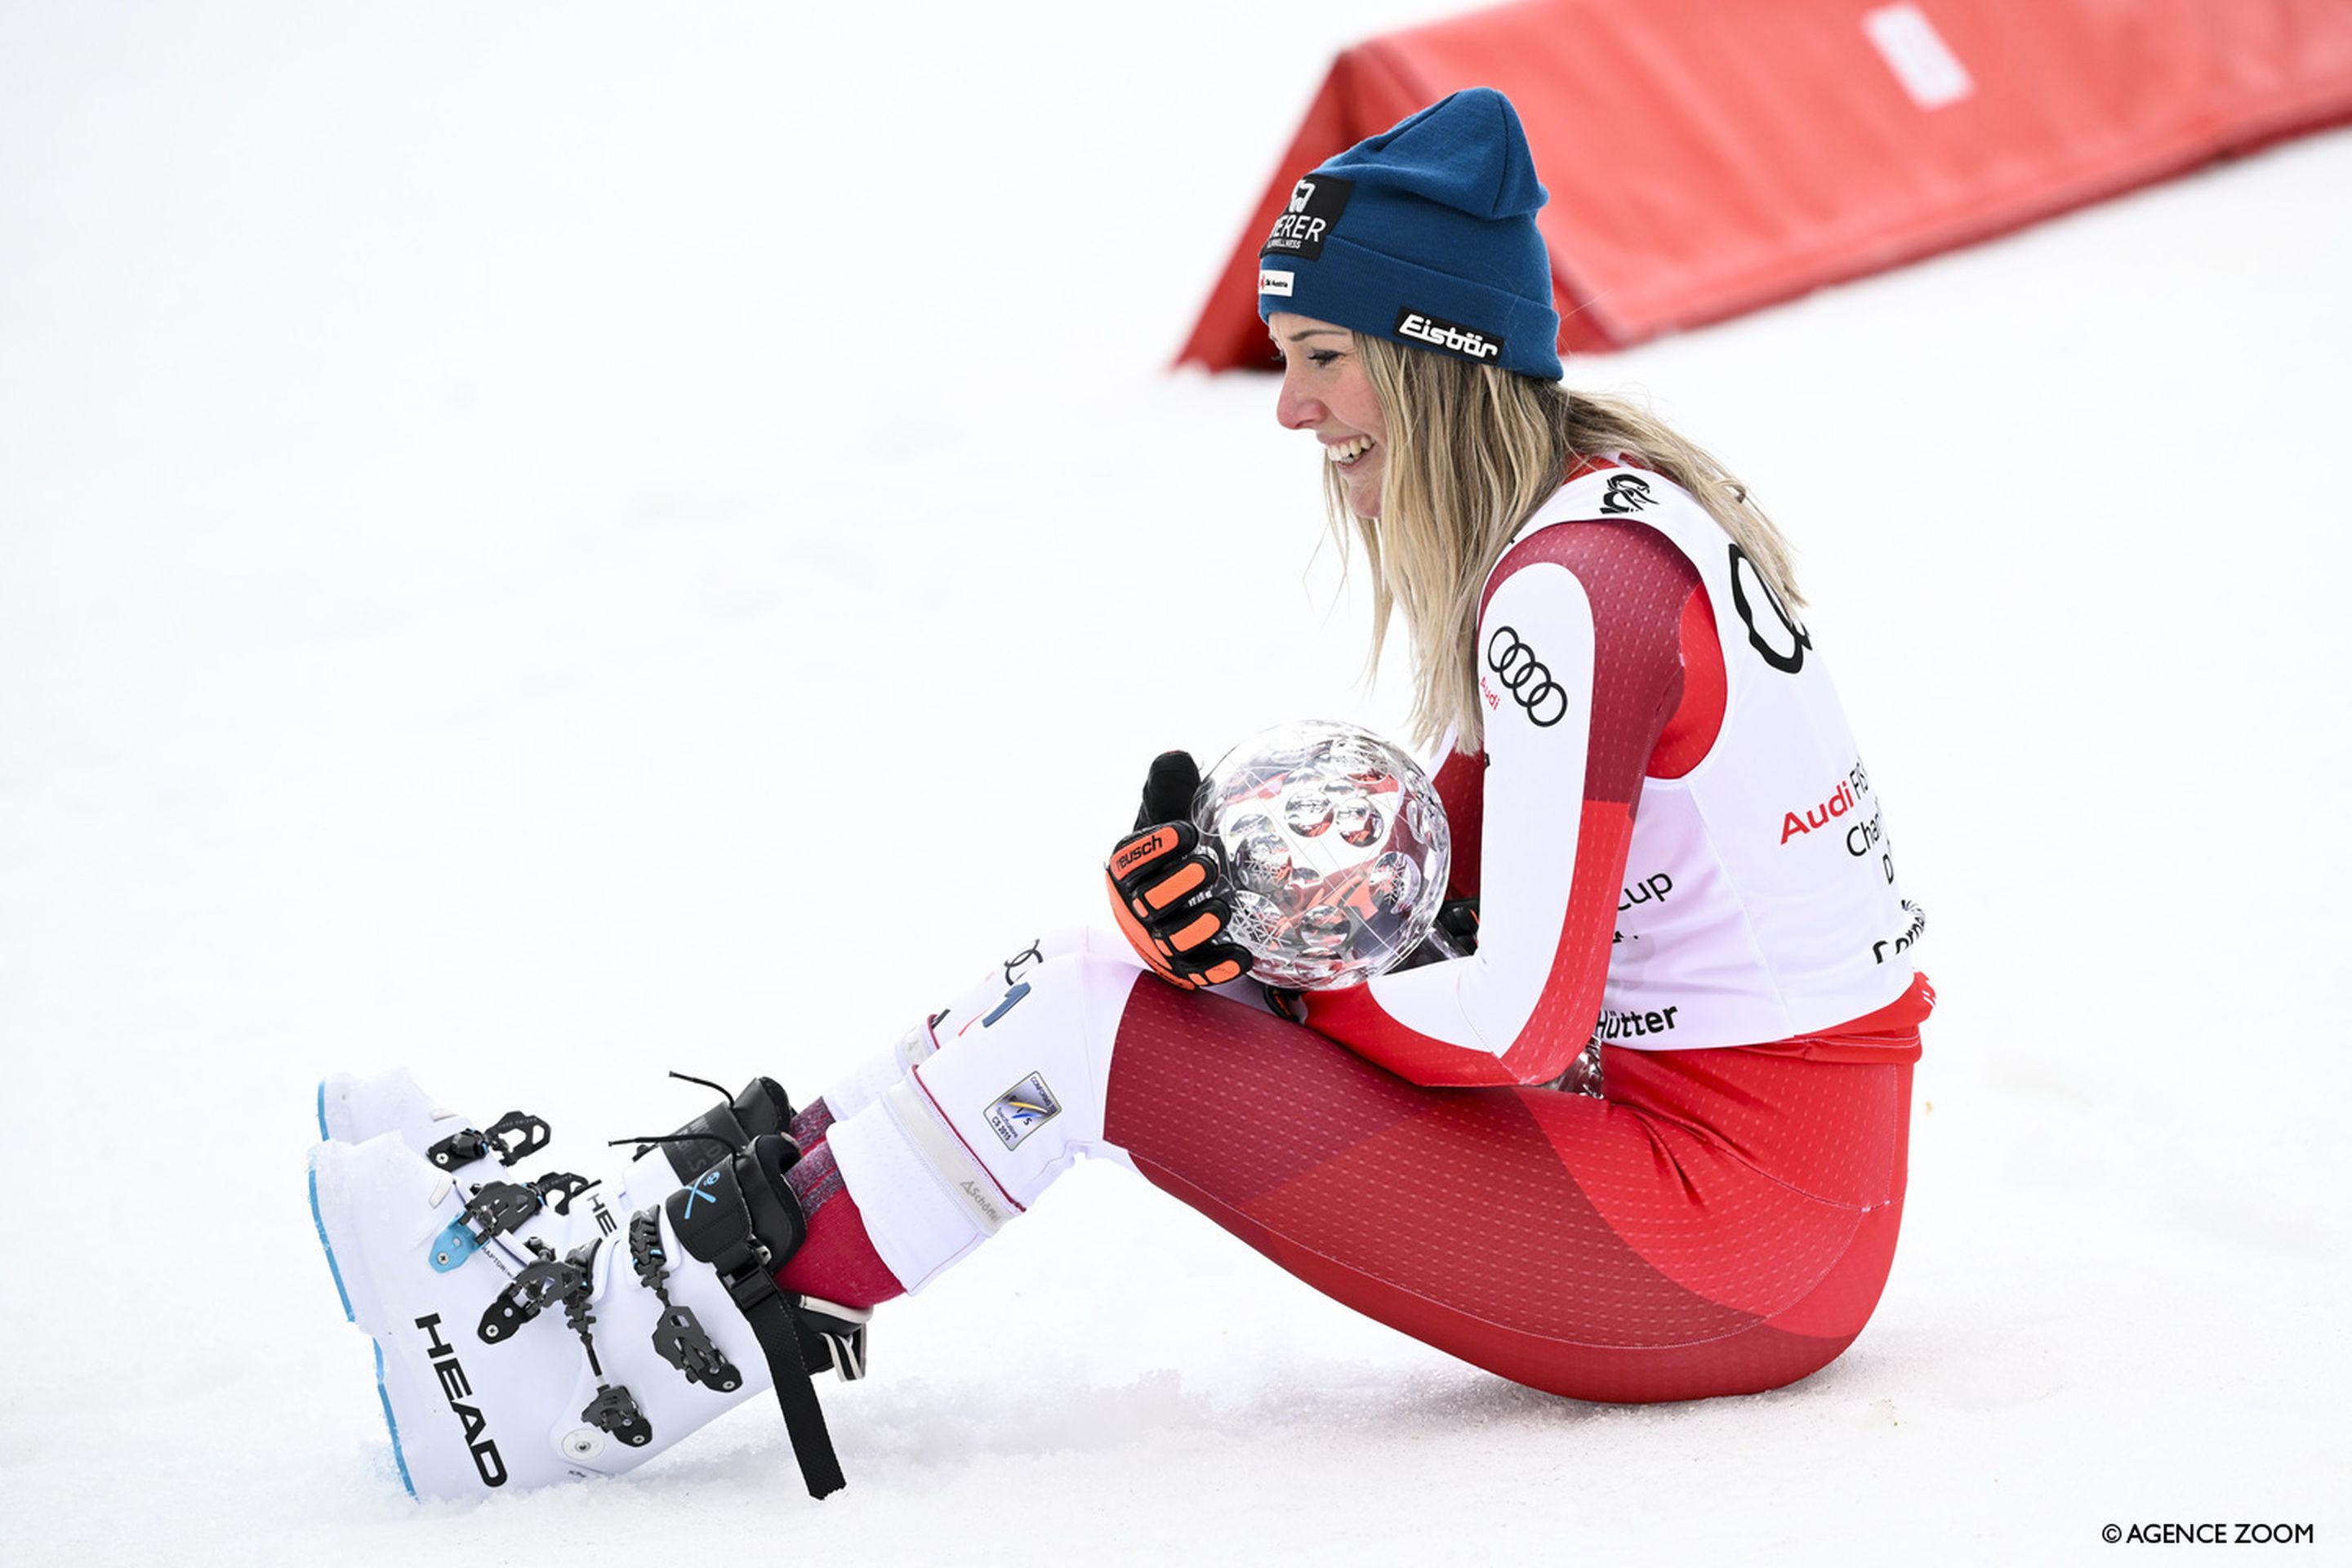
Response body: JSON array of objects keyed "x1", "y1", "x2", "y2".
[{"x1": 426, "y1": 1110, "x2": 552, "y2": 1172}]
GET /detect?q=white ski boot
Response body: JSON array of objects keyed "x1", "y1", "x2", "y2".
[{"x1": 310, "y1": 1129, "x2": 864, "y2": 1500}]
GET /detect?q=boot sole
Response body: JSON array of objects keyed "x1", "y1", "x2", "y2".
[{"x1": 307, "y1": 1147, "x2": 419, "y2": 1498}]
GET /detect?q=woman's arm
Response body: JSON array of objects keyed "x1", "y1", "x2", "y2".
[{"x1": 1298, "y1": 519, "x2": 1713, "y2": 1085}]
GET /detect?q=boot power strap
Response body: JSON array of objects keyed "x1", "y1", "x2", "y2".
[{"x1": 665, "y1": 1139, "x2": 845, "y2": 1499}]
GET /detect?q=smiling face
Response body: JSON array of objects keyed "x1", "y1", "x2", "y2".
[{"x1": 1268, "y1": 311, "x2": 1387, "y2": 519}]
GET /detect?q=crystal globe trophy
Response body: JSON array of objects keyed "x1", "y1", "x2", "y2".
[{"x1": 1192, "y1": 720, "x2": 1451, "y2": 990}]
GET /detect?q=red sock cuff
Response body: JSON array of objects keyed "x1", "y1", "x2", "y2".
[{"x1": 775, "y1": 1142, "x2": 903, "y2": 1311}]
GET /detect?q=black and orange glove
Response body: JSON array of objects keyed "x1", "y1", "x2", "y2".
[{"x1": 1104, "y1": 751, "x2": 1253, "y2": 991}]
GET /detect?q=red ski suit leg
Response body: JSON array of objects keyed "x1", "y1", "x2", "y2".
[{"x1": 1103, "y1": 978, "x2": 1915, "y2": 1404}]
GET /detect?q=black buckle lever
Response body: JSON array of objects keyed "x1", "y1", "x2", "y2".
[{"x1": 427, "y1": 1109, "x2": 552, "y2": 1171}]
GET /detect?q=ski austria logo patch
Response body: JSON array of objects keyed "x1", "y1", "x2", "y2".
[
  {"x1": 1258, "y1": 269, "x2": 1294, "y2": 298},
  {"x1": 985, "y1": 1072, "x2": 1062, "y2": 1151},
  {"x1": 1262, "y1": 176, "x2": 1352, "y2": 262},
  {"x1": 1394, "y1": 309, "x2": 1503, "y2": 363}
]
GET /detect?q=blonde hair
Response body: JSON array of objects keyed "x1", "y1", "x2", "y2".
[{"x1": 1327, "y1": 332, "x2": 1804, "y2": 754}]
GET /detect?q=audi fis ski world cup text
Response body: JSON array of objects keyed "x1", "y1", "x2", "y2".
[
  {"x1": 1772, "y1": 756, "x2": 1921, "y2": 964},
  {"x1": 1620, "y1": 871, "x2": 1673, "y2": 911},
  {"x1": 1612, "y1": 869, "x2": 1672, "y2": 947}
]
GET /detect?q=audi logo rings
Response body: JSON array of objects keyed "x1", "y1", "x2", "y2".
[{"x1": 1485, "y1": 626, "x2": 1569, "y2": 728}]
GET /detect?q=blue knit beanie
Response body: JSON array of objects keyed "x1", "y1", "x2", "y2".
[{"x1": 1255, "y1": 87, "x2": 1561, "y2": 381}]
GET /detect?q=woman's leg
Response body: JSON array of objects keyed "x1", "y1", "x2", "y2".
[
  {"x1": 814, "y1": 929, "x2": 1157, "y2": 1292},
  {"x1": 814, "y1": 932, "x2": 1913, "y2": 1401},
  {"x1": 1109, "y1": 981, "x2": 1913, "y2": 1401}
]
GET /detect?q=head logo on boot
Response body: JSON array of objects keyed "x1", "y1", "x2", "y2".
[{"x1": 413, "y1": 1312, "x2": 507, "y2": 1488}]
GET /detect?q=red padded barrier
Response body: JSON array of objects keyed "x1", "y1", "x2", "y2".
[{"x1": 1178, "y1": 0, "x2": 2352, "y2": 368}]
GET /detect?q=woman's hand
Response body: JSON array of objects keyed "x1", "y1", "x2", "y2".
[{"x1": 1103, "y1": 751, "x2": 1253, "y2": 990}]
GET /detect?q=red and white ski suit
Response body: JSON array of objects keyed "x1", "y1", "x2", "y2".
[{"x1": 816, "y1": 461, "x2": 1931, "y2": 1403}]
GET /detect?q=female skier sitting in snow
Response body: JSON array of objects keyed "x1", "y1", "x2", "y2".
[{"x1": 308, "y1": 87, "x2": 1932, "y2": 1501}]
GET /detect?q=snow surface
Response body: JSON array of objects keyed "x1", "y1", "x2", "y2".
[{"x1": 3, "y1": 3, "x2": 2347, "y2": 1563}]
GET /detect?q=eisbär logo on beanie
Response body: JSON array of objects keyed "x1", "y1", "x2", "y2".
[
  {"x1": 1262, "y1": 176, "x2": 1352, "y2": 262},
  {"x1": 1396, "y1": 308, "x2": 1504, "y2": 363}
]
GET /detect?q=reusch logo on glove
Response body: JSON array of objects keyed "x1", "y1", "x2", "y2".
[
  {"x1": 1395, "y1": 310, "x2": 1503, "y2": 363},
  {"x1": 1262, "y1": 176, "x2": 1352, "y2": 261},
  {"x1": 1111, "y1": 827, "x2": 1176, "y2": 880}
]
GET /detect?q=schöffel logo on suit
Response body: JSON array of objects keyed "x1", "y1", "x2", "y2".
[
  {"x1": 1395, "y1": 309, "x2": 1503, "y2": 363},
  {"x1": 1262, "y1": 176, "x2": 1352, "y2": 261},
  {"x1": 1485, "y1": 626, "x2": 1568, "y2": 727}
]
